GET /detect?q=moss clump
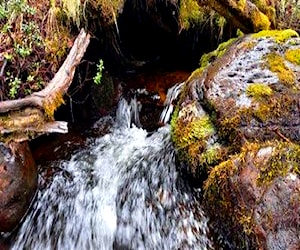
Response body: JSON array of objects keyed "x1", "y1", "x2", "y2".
[
  {"x1": 251, "y1": 9, "x2": 271, "y2": 32},
  {"x1": 285, "y1": 48, "x2": 300, "y2": 65},
  {"x1": 204, "y1": 141, "x2": 300, "y2": 248},
  {"x1": 251, "y1": 0, "x2": 276, "y2": 26},
  {"x1": 257, "y1": 141, "x2": 300, "y2": 186},
  {"x1": 246, "y1": 83, "x2": 273, "y2": 100},
  {"x1": 43, "y1": 93, "x2": 65, "y2": 119},
  {"x1": 171, "y1": 103, "x2": 223, "y2": 175},
  {"x1": 179, "y1": 0, "x2": 203, "y2": 29},
  {"x1": 199, "y1": 37, "x2": 238, "y2": 69},
  {"x1": 218, "y1": 115, "x2": 242, "y2": 151},
  {"x1": 172, "y1": 113, "x2": 214, "y2": 150},
  {"x1": 252, "y1": 29, "x2": 299, "y2": 43},
  {"x1": 266, "y1": 53, "x2": 295, "y2": 86}
]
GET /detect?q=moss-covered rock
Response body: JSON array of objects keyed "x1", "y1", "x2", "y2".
[
  {"x1": 204, "y1": 141, "x2": 300, "y2": 249},
  {"x1": 171, "y1": 29, "x2": 300, "y2": 248}
]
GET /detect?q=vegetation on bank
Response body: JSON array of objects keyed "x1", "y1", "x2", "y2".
[
  {"x1": 0, "y1": 0, "x2": 121, "y2": 101},
  {"x1": 0, "y1": 0, "x2": 299, "y2": 102}
]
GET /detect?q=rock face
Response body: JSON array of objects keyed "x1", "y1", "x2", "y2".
[
  {"x1": 171, "y1": 29, "x2": 300, "y2": 249},
  {"x1": 0, "y1": 142, "x2": 37, "y2": 232}
]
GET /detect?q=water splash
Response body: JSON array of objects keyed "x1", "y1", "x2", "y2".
[
  {"x1": 11, "y1": 98, "x2": 213, "y2": 250},
  {"x1": 159, "y1": 82, "x2": 184, "y2": 124}
]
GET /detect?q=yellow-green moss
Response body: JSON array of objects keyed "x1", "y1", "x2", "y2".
[
  {"x1": 185, "y1": 68, "x2": 205, "y2": 83},
  {"x1": 252, "y1": 29, "x2": 299, "y2": 43},
  {"x1": 172, "y1": 113, "x2": 215, "y2": 150},
  {"x1": 246, "y1": 83, "x2": 273, "y2": 100},
  {"x1": 171, "y1": 104, "x2": 223, "y2": 175},
  {"x1": 204, "y1": 141, "x2": 300, "y2": 246},
  {"x1": 251, "y1": 0, "x2": 276, "y2": 26},
  {"x1": 251, "y1": 10, "x2": 271, "y2": 32},
  {"x1": 237, "y1": 0, "x2": 247, "y2": 11},
  {"x1": 285, "y1": 48, "x2": 300, "y2": 65},
  {"x1": 218, "y1": 115, "x2": 241, "y2": 146},
  {"x1": 43, "y1": 93, "x2": 65, "y2": 119},
  {"x1": 266, "y1": 53, "x2": 295, "y2": 86},
  {"x1": 199, "y1": 37, "x2": 238, "y2": 69},
  {"x1": 257, "y1": 141, "x2": 300, "y2": 186},
  {"x1": 179, "y1": 0, "x2": 203, "y2": 29}
]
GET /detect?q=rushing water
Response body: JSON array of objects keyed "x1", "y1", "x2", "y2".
[{"x1": 10, "y1": 95, "x2": 213, "y2": 250}]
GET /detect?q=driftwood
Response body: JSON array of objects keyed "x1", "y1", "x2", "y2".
[
  {"x1": 199, "y1": 0, "x2": 272, "y2": 33},
  {"x1": 0, "y1": 28, "x2": 90, "y2": 142}
]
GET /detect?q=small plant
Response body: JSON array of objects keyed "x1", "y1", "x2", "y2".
[
  {"x1": 93, "y1": 59, "x2": 104, "y2": 85},
  {"x1": 8, "y1": 77, "x2": 21, "y2": 99}
]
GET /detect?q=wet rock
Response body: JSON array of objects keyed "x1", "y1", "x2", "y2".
[
  {"x1": 0, "y1": 142, "x2": 37, "y2": 232},
  {"x1": 172, "y1": 29, "x2": 300, "y2": 177},
  {"x1": 171, "y1": 29, "x2": 300, "y2": 248},
  {"x1": 203, "y1": 141, "x2": 300, "y2": 250}
]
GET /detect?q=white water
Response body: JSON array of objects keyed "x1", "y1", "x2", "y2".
[
  {"x1": 11, "y1": 97, "x2": 213, "y2": 250},
  {"x1": 159, "y1": 82, "x2": 184, "y2": 124}
]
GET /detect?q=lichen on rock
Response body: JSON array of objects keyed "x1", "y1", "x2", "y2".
[
  {"x1": 203, "y1": 141, "x2": 300, "y2": 249},
  {"x1": 171, "y1": 28, "x2": 300, "y2": 248}
]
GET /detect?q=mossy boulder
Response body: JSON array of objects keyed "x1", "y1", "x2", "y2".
[
  {"x1": 171, "y1": 29, "x2": 300, "y2": 248},
  {"x1": 172, "y1": 29, "x2": 300, "y2": 176},
  {"x1": 204, "y1": 141, "x2": 300, "y2": 249}
]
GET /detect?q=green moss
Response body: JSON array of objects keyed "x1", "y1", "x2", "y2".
[
  {"x1": 43, "y1": 93, "x2": 65, "y2": 119},
  {"x1": 199, "y1": 37, "x2": 238, "y2": 69},
  {"x1": 171, "y1": 103, "x2": 223, "y2": 175},
  {"x1": 251, "y1": 10, "x2": 271, "y2": 32},
  {"x1": 179, "y1": 0, "x2": 203, "y2": 29},
  {"x1": 237, "y1": 0, "x2": 246, "y2": 10},
  {"x1": 285, "y1": 48, "x2": 300, "y2": 65},
  {"x1": 246, "y1": 83, "x2": 273, "y2": 100},
  {"x1": 257, "y1": 141, "x2": 300, "y2": 186},
  {"x1": 252, "y1": 29, "x2": 299, "y2": 43},
  {"x1": 266, "y1": 53, "x2": 295, "y2": 86},
  {"x1": 218, "y1": 115, "x2": 242, "y2": 149},
  {"x1": 251, "y1": 0, "x2": 276, "y2": 26},
  {"x1": 172, "y1": 112, "x2": 215, "y2": 150}
]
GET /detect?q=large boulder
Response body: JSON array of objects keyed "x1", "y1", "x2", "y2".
[
  {"x1": 171, "y1": 29, "x2": 300, "y2": 248},
  {"x1": 0, "y1": 142, "x2": 37, "y2": 232},
  {"x1": 204, "y1": 141, "x2": 300, "y2": 249}
]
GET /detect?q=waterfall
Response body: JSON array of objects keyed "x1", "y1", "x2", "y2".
[
  {"x1": 159, "y1": 82, "x2": 184, "y2": 125},
  {"x1": 10, "y1": 96, "x2": 213, "y2": 250}
]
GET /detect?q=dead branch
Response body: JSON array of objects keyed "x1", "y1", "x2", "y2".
[{"x1": 0, "y1": 28, "x2": 90, "y2": 142}]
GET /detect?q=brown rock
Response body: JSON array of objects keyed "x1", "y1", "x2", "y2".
[{"x1": 0, "y1": 141, "x2": 37, "y2": 232}]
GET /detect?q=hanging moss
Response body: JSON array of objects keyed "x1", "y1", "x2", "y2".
[
  {"x1": 251, "y1": 0, "x2": 276, "y2": 26},
  {"x1": 179, "y1": 0, "x2": 203, "y2": 29},
  {"x1": 285, "y1": 48, "x2": 300, "y2": 65},
  {"x1": 43, "y1": 93, "x2": 65, "y2": 119}
]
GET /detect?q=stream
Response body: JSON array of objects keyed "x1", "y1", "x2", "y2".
[{"x1": 7, "y1": 81, "x2": 214, "y2": 250}]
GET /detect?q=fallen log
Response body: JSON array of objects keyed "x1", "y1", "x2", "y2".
[
  {"x1": 198, "y1": 0, "x2": 272, "y2": 33},
  {"x1": 0, "y1": 28, "x2": 90, "y2": 143}
]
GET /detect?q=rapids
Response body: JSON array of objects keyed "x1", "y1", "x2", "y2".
[{"x1": 10, "y1": 95, "x2": 213, "y2": 250}]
